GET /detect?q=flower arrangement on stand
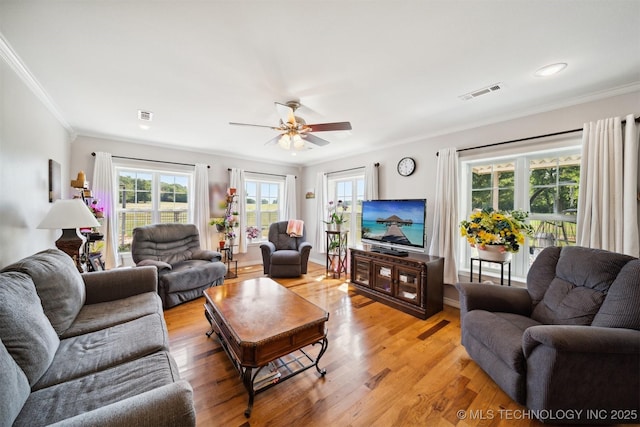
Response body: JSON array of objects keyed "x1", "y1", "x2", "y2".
[
  {"x1": 209, "y1": 188, "x2": 239, "y2": 248},
  {"x1": 324, "y1": 200, "x2": 348, "y2": 231},
  {"x1": 460, "y1": 208, "x2": 533, "y2": 261}
]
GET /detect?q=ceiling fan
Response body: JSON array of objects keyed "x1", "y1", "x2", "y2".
[{"x1": 230, "y1": 101, "x2": 352, "y2": 150}]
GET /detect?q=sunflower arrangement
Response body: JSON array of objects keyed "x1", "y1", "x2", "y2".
[{"x1": 460, "y1": 208, "x2": 533, "y2": 253}]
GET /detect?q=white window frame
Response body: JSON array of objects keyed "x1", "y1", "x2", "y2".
[
  {"x1": 115, "y1": 163, "x2": 192, "y2": 252},
  {"x1": 459, "y1": 137, "x2": 581, "y2": 281},
  {"x1": 244, "y1": 173, "x2": 284, "y2": 242},
  {"x1": 327, "y1": 169, "x2": 365, "y2": 247}
]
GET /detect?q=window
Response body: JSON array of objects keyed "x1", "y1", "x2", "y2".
[
  {"x1": 461, "y1": 144, "x2": 581, "y2": 278},
  {"x1": 245, "y1": 176, "x2": 283, "y2": 241},
  {"x1": 328, "y1": 172, "x2": 365, "y2": 246},
  {"x1": 116, "y1": 168, "x2": 191, "y2": 251}
]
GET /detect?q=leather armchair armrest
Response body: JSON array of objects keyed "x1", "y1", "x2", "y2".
[
  {"x1": 83, "y1": 266, "x2": 158, "y2": 304},
  {"x1": 523, "y1": 325, "x2": 640, "y2": 357},
  {"x1": 456, "y1": 282, "x2": 532, "y2": 317},
  {"x1": 137, "y1": 259, "x2": 172, "y2": 271},
  {"x1": 191, "y1": 249, "x2": 222, "y2": 262}
]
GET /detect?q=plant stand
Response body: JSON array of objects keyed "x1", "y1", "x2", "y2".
[
  {"x1": 325, "y1": 230, "x2": 348, "y2": 278},
  {"x1": 470, "y1": 257, "x2": 511, "y2": 286}
]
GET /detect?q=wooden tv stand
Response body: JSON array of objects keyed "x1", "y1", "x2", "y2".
[{"x1": 349, "y1": 248, "x2": 444, "y2": 319}]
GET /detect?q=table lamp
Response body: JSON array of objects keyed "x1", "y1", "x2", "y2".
[{"x1": 38, "y1": 199, "x2": 101, "y2": 271}]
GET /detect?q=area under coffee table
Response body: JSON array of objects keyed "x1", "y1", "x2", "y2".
[{"x1": 203, "y1": 277, "x2": 329, "y2": 417}]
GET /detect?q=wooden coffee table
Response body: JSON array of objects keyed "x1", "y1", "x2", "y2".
[{"x1": 203, "y1": 277, "x2": 329, "y2": 417}]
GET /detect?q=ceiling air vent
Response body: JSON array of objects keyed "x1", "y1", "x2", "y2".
[
  {"x1": 459, "y1": 83, "x2": 504, "y2": 101},
  {"x1": 138, "y1": 110, "x2": 153, "y2": 121}
]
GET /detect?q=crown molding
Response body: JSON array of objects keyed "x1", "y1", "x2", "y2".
[{"x1": 0, "y1": 32, "x2": 74, "y2": 136}]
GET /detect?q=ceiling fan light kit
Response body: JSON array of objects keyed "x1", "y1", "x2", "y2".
[{"x1": 230, "y1": 101, "x2": 352, "y2": 151}]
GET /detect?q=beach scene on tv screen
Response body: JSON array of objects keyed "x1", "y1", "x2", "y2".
[{"x1": 362, "y1": 200, "x2": 425, "y2": 247}]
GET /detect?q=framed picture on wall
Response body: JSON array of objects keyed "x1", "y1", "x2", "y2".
[{"x1": 48, "y1": 159, "x2": 61, "y2": 202}]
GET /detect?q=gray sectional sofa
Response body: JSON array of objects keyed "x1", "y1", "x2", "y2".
[{"x1": 0, "y1": 249, "x2": 195, "y2": 427}]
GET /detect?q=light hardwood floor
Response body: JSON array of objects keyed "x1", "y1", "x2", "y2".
[{"x1": 164, "y1": 262, "x2": 565, "y2": 427}]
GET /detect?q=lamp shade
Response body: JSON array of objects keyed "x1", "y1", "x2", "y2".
[{"x1": 38, "y1": 199, "x2": 101, "y2": 229}]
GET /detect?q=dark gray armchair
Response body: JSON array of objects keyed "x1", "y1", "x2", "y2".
[
  {"x1": 260, "y1": 221, "x2": 312, "y2": 278},
  {"x1": 456, "y1": 246, "x2": 639, "y2": 424},
  {"x1": 131, "y1": 223, "x2": 226, "y2": 309}
]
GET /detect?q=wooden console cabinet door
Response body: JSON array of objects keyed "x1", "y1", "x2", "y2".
[
  {"x1": 395, "y1": 264, "x2": 422, "y2": 305},
  {"x1": 372, "y1": 260, "x2": 394, "y2": 295},
  {"x1": 349, "y1": 248, "x2": 444, "y2": 320}
]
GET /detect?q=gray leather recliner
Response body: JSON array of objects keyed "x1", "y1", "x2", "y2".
[
  {"x1": 456, "y1": 246, "x2": 640, "y2": 424},
  {"x1": 131, "y1": 223, "x2": 226, "y2": 308},
  {"x1": 260, "y1": 221, "x2": 312, "y2": 278}
]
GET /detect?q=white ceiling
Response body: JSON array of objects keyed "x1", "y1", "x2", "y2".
[{"x1": 1, "y1": 1, "x2": 639, "y2": 166}]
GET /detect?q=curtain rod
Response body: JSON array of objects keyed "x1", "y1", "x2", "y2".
[
  {"x1": 228, "y1": 168, "x2": 296, "y2": 178},
  {"x1": 91, "y1": 152, "x2": 209, "y2": 168},
  {"x1": 325, "y1": 163, "x2": 379, "y2": 176},
  {"x1": 437, "y1": 115, "x2": 640, "y2": 156}
]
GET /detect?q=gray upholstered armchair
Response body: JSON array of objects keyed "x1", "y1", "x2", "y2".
[
  {"x1": 131, "y1": 223, "x2": 227, "y2": 308},
  {"x1": 260, "y1": 221, "x2": 312, "y2": 278},
  {"x1": 456, "y1": 246, "x2": 639, "y2": 424}
]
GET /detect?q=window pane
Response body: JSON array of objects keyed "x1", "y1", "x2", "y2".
[
  {"x1": 530, "y1": 187, "x2": 556, "y2": 213},
  {"x1": 471, "y1": 189, "x2": 492, "y2": 209}
]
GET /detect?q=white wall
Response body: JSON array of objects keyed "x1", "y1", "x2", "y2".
[{"x1": 0, "y1": 59, "x2": 71, "y2": 267}]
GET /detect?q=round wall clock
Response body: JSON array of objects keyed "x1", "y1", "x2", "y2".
[{"x1": 397, "y1": 157, "x2": 416, "y2": 176}]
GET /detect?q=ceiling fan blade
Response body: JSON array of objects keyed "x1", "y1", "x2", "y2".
[
  {"x1": 305, "y1": 121, "x2": 352, "y2": 132},
  {"x1": 303, "y1": 133, "x2": 331, "y2": 146},
  {"x1": 264, "y1": 134, "x2": 283, "y2": 146},
  {"x1": 229, "y1": 122, "x2": 280, "y2": 130},
  {"x1": 274, "y1": 102, "x2": 296, "y2": 126}
]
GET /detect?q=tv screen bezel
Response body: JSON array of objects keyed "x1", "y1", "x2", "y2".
[{"x1": 360, "y1": 198, "x2": 427, "y2": 254}]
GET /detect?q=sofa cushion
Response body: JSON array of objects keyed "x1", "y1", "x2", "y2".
[
  {"x1": 592, "y1": 259, "x2": 640, "y2": 329},
  {"x1": 0, "y1": 271, "x2": 60, "y2": 386},
  {"x1": 159, "y1": 259, "x2": 226, "y2": 294},
  {"x1": 15, "y1": 351, "x2": 182, "y2": 427},
  {"x1": 132, "y1": 223, "x2": 201, "y2": 265},
  {"x1": 1, "y1": 249, "x2": 85, "y2": 335},
  {"x1": 61, "y1": 292, "x2": 163, "y2": 339},
  {"x1": 531, "y1": 277, "x2": 606, "y2": 325},
  {"x1": 530, "y1": 246, "x2": 633, "y2": 325},
  {"x1": 0, "y1": 338, "x2": 31, "y2": 427},
  {"x1": 33, "y1": 312, "x2": 169, "y2": 390},
  {"x1": 464, "y1": 310, "x2": 541, "y2": 373}
]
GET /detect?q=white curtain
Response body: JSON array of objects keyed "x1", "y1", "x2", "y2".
[
  {"x1": 229, "y1": 168, "x2": 247, "y2": 254},
  {"x1": 283, "y1": 174, "x2": 297, "y2": 219},
  {"x1": 365, "y1": 163, "x2": 379, "y2": 200},
  {"x1": 190, "y1": 164, "x2": 211, "y2": 250},
  {"x1": 577, "y1": 114, "x2": 639, "y2": 257},
  {"x1": 428, "y1": 148, "x2": 459, "y2": 284},
  {"x1": 314, "y1": 172, "x2": 328, "y2": 252},
  {"x1": 92, "y1": 152, "x2": 119, "y2": 269}
]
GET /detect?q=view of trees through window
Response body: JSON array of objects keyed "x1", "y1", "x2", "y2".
[
  {"x1": 117, "y1": 169, "x2": 189, "y2": 251},
  {"x1": 467, "y1": 151, "x2": 581, "y2": 270}
]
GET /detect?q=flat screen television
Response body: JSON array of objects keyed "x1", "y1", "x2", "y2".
[{"x1": 361, "y1": 199, "x2": 427, "y2": 256}]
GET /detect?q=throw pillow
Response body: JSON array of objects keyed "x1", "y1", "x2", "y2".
[
  {"x1": 0, "y1": 272, "x2": 60, "y2": 386},
  {"x1": 1, "y1": 249, "x2": 86, "y2": 335}
]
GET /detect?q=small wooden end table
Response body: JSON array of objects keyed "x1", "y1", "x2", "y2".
[{"x1": 203, "y1": 278, "x2": 329, "y2": 417}]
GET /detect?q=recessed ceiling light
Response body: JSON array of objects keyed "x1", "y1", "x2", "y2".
[
  {"x1": 534, "y1": 63, "x2": 568, "y2": 77},
  {"x1": 139, "y1": 124, "x2": 150, "y2": 130}
]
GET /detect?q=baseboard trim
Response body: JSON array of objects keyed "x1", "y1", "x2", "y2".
[{"x1": 444, "y1": 297, "x2": 460, "y2": 309}]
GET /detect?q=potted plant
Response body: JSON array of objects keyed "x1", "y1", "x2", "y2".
[
  {"x1": 460, "y1": 208, "x2": 533, "y2": 261},
  {"x1": 246, "y1": 226, "x2": 260, "y2": 242},
  {"x1": 324, "y1": 200, "x2": 348, "y2": 231}
]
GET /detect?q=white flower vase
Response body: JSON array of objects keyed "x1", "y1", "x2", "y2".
[{"x1": 476, "y1": 245, "x2": 512, "y2": 262}]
